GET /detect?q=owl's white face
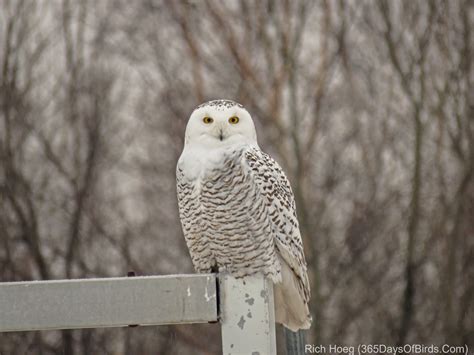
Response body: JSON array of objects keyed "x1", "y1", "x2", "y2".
[{"x1": 184, "y1": 100, "x2": 258, "y2": 149}]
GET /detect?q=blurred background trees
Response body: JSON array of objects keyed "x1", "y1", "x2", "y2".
[{"x1": 0, "y1": 0, "x2": 472, "y2": 353}]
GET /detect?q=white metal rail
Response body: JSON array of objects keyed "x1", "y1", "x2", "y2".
[{"x1": 0, "y1": 273, "x2": 276, "y2": 355}]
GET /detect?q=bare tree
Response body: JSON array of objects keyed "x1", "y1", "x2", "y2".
[{"x1": 1, "y1": 0, "x2": 472, "y2": 353}]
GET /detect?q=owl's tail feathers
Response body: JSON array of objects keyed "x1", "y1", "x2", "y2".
[{"x1": 273, "y1": 257, "x2": 312, "y2": 331}]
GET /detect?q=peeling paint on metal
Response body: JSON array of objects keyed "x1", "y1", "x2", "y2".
[
  {"x1": 237, "y1": 316, "x2": 246, "y2": 329},
  {"x1": 260, "y1": 289, "x2": 269, "y2": 303},
  {"x1": 204, "y1": 286, "x2": 216, "y2": 302},
  {"x1": 220, "y1": 274, "x2": 276, "y2": 354}
]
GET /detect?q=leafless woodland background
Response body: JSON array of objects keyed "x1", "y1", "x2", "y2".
[{"x1": 0, "y1": 0, "x2": 473, "y2": 354}]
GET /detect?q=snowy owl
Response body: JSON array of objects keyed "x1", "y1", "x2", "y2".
[{"x1": 176, "y1": 99, "x2": 311, "y2": 331}]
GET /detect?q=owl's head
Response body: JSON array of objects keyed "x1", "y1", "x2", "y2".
[{"x1": 184, "y1": 99, "x2": 258, "y2": 148}]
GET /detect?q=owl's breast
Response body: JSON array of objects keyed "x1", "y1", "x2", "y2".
[
  {"x1": 200, "y1": 152, "x2": 247, "y2": 212},
  {"x1": 177, "y1": 146, "x2": 280, "y2": 278},
  {"x1": 177, "y1": 147, "x2": 247, "y2": 230}
]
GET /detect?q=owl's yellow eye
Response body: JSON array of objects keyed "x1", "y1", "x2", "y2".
[
  {"x1": 228, "y1": 116, "x2": 239, "y2": 124},
  {"x1": 203, "y1": 117, "x2": 214, "y2": 124}
]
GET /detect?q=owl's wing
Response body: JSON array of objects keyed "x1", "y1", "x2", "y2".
[{"x1": 242, "y1": 146, "x2": 310, "y2": 303}]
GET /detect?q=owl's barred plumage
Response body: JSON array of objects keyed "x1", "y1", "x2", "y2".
[{"x1": 176, "y1": 99, "x2": 311, "y2": 331}]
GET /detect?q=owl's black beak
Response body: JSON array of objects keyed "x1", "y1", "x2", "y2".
[{"x1": 218, "y1": 129, "x2": 224, "y2": 141}]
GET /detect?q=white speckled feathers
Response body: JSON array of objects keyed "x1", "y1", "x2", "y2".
[{"x1": 176, "y1": 99, "x2": 311, "y2": 330}]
